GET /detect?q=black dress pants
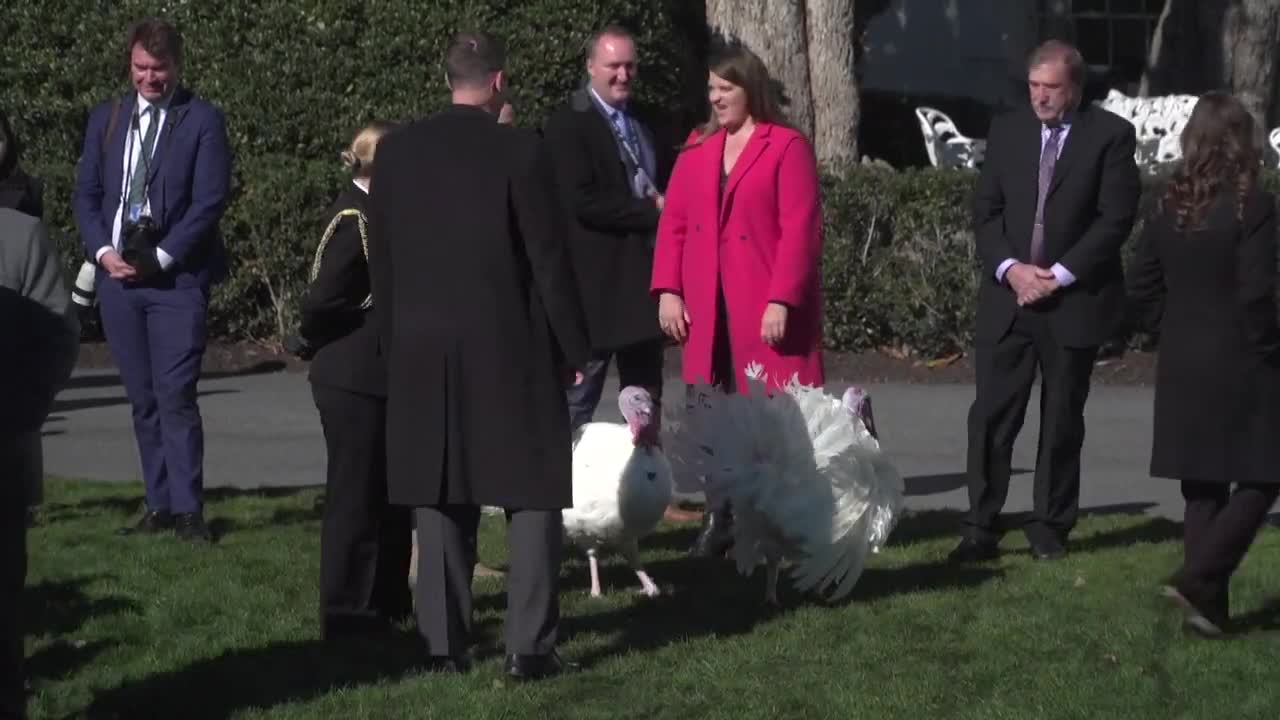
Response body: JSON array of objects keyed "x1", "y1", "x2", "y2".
[{"x1": 311, "y1": 384, "x2": 413, "y2": 634}]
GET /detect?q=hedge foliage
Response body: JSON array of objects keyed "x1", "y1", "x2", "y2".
[
  {"x1": 821, "y1": 167, "x2": 1280, "y2": 358},
  {"x1": 5, "y1": 2, "x2": 1274, "y2": 358},
  {"x1": 1, "y1": 0, "x2": 702, "y2": 339}
]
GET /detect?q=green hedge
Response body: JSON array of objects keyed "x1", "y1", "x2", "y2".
[
  {"x1": 5, "y1": 2, "x2": 1274, "y2": 357},
  {"x1": 1, "y1": 0, "x2": 700, "y2": 339},
  {"x1": 820, "y1": 167, "x2": 1280, "y2": 358}
]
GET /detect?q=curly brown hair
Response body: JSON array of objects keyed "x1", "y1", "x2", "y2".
[{"x1": 1161, "y1": 92, "x2": 1260, "y2": 231}]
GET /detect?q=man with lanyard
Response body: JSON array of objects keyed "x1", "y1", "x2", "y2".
[
  {"x1": 72, "y1": 16, "x2": 232, "y2": 543},
  {"x1": 543, "y1": 25, "x2": 691, "y2": 517}
]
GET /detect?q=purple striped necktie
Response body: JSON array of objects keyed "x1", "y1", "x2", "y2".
[{"x1": 1031, "y1": 125, "x2": 1063, "y2": 266}]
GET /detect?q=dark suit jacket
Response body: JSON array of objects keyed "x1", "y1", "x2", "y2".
[
  {"x1": 299, "y1": 185, "x2": 385, "y2": 397},
  {"x1": 72, "y1": 87, "x2": 232, "y2": 288},
  {"x1": 1126, "y1": 188, "x2": 1280, "y2": 485},
  {"x1": 972, "y1": 104, "x2": 1140, "y2": 347},
  {"x1": 367, "y1": 104, "x2": 590, "y2": 510},
  {"x1": 542, "y1": 89, "x2": 676, "y2": 351}
]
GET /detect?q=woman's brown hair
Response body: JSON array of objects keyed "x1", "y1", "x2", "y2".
[
  {"x1": 1161, "y1": 91, "x2": 1260, "y2": 231},
  {"x1": 685, "y1": 42, "x2": 791, "y2": 149}
]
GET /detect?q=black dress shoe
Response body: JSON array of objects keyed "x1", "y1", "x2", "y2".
[
  {"x1": 117, "y1": 510, "x2": 174, "y2": 536},
  {"x1": 174, "y1": 513, "x2": 213, "y2": 543},
  {"x1": 690, "y1": 508, "x2": 735, "y2": 558},
  {"x1": 947, "y1": 537, "x2": 999, "y2": 563},
  {"x1": 503, "y1": 650, "x2": 579, "y2": 681},
  {"x1": 422, "y1": 655, "x2": 469, "y2": 674},
  {"x1": 1029, "y1": 538, "x2": 1067, "y2": 561}
]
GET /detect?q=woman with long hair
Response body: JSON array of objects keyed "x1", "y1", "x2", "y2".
[
  {"x1": 651, "y1": 43, "x2": 825, "y2": 555},
  {"x1": 299, "y1": 121, "x2": 413, "y2": 639},
  {"x1": 1126, "y1": 91, "x2": 1280, "y2": 637}
]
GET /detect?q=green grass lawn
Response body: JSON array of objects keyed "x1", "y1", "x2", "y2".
[{"x1": 22, "y1": 478, "x2": 1280, "y2": 720}]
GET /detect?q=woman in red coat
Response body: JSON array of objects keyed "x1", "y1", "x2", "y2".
[{"x1": 651, "y1": 44, "x2": 825, "y2": 555}]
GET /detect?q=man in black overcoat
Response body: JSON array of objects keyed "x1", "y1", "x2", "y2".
[
  {"x1": 366, "y1": 31, "x2": 590, "y2": 680},
  {"x1": 953, "y1": 39, "x2": 1140, "y2": 563}
]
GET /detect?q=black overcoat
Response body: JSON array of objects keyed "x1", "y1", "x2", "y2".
[
  {"x1": 1126, "y1": 187, "x2": 1280, "y2": 485},
  {"x1": 367, "y1": 104, "x2": 591, "y2": 509}
]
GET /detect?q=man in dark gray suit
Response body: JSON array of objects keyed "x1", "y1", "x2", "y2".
[{"x1": 0, "y1": 208, "x2": 79, "y2": 720}]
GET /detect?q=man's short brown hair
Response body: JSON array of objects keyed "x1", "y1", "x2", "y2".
[
  {"x1": 445, "y1": 31, "x2": 506, "y2": 89},
  {"x1": 123, "y1": 16, "x2": 183, "y2": 70},
  {"x1": 1027, "y1": 39, "x2": 1086, "y2": 90}
]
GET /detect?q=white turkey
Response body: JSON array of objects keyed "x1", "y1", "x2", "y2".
[
  {"x1": 562, "y1": 386, "x2": 673, "y2": 598},
  {"x1": 663, "y1": 363, "x2": 904, "y2": 604}
]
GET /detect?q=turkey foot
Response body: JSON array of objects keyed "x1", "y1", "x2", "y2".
[{"x1": 623, "y1": 540, "x2": 661, "y2": 597}]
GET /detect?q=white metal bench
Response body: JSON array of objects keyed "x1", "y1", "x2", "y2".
[{"x1": 914, "y1": 106, "x2": 985, "y2": 170}]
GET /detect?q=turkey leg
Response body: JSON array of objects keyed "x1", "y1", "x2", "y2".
[
  {"x1": 587, "y1": 548, "x2": 603, "y2": 597},
  {"x1": 622, "y1": 539, "x2": 661, "y2": 597}
]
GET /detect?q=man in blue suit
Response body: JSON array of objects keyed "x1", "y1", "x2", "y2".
[{"x1": 73, "y1": 16, "x2": 231, "y2": 542}]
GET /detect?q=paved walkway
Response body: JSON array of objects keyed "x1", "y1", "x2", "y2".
[{"x1": 42, "y1": 364, "x2": 1195, "y2": 521}]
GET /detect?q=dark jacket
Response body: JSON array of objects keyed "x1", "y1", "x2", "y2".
[
  {"x1": 1126, "y1": 187, "x2": 1280, "y2": 485},
  {"x1": 972, "y1": 104, "x2": 1141, "y2": 348},
  {"x1": 367, "y1": 105, "x2": 590, "y2": 510},
  {"x1": 542, "y1": 89, "x2": 677, "y2": 351},
  {"x1": 299, "y1": 185, "x2": 385, "y2": 397}
]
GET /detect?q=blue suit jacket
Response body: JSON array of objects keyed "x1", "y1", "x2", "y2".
[{"x1": 73, "y1": 87, "x2": 231, "y2": 288}]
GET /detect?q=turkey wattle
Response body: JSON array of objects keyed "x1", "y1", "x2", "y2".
[
  {"x1": 664, "y1": 363, "x2": 904, "y2": 604},
  {"x1": 563, "y1": 386, "x2": 674, "y2": 598}
]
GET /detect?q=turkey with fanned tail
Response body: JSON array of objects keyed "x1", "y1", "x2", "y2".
[{"x1": 662, "y1": 363, "x2": 904, "y2": 604}]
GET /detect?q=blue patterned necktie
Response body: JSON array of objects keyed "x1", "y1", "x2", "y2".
[
  {"x1": 1030, "y1": 126, "x2": 1063, "y2": 266},
  {"x1": 612, "y1": 110, "x2": 644, "y2": 164}
]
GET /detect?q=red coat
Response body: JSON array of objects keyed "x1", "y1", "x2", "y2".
[{"x1": 651, "y1": 122, "x2": 825, "y2": 392}]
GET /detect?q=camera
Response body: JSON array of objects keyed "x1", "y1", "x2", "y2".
[{"x1": 120, "y1": 215, "x2": 162, "y2": 279}]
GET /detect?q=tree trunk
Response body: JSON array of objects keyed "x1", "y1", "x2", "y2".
[
  {"x1": 705, "y1": 0, "x2": 816, "y2": 142},
  {"x1": 1221, "y1": 0, "x2": 1280, "y2": 128},
  {"x1": 805, "y1": 0, "x2": 860, "y2": 165},
  {"x1": 1143, "y1": 0, "x2": 1280, "y2": 127}
]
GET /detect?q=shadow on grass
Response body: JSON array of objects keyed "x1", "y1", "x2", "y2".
[
  {"x1": 1232, "y1": 596, "x2": 1280, "y2": 634},
  {"x1": 886, "y1": 503, "x2": 1180, "y2": 550},
  {"x1": 24, "y1": 576, "x2": 141, "y2": 639},
  {"x1": 35, "y1": 486, "x2": 323, "y2": 535},
  {"x1": 83, "y1": 631, "x2": 432, "y2": 719},
  {"x1": 23, "y1": 576, "x2": 138, "y2": 685}
]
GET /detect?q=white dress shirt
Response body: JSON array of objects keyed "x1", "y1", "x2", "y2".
[{"x1": 95, "y1": 92, "x2": 176, "y2": 269}]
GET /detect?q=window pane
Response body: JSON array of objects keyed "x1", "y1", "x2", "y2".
[
  {"x1": 1111, "y1": 17, "x2": 1151, "y2": 68},
  {"x1": 1146, "y1": 0, "x2": 1169, "y2": 14},
  {"x1": 1075, "y1": 17, "x2": 1111, "y2": 64},
  {"x1": 1072, "y1": 0, "x2": 1107, "y2": 14},
  {"x1": 1110, "y1": 0, "x2": 1147, "y2": 14}
]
